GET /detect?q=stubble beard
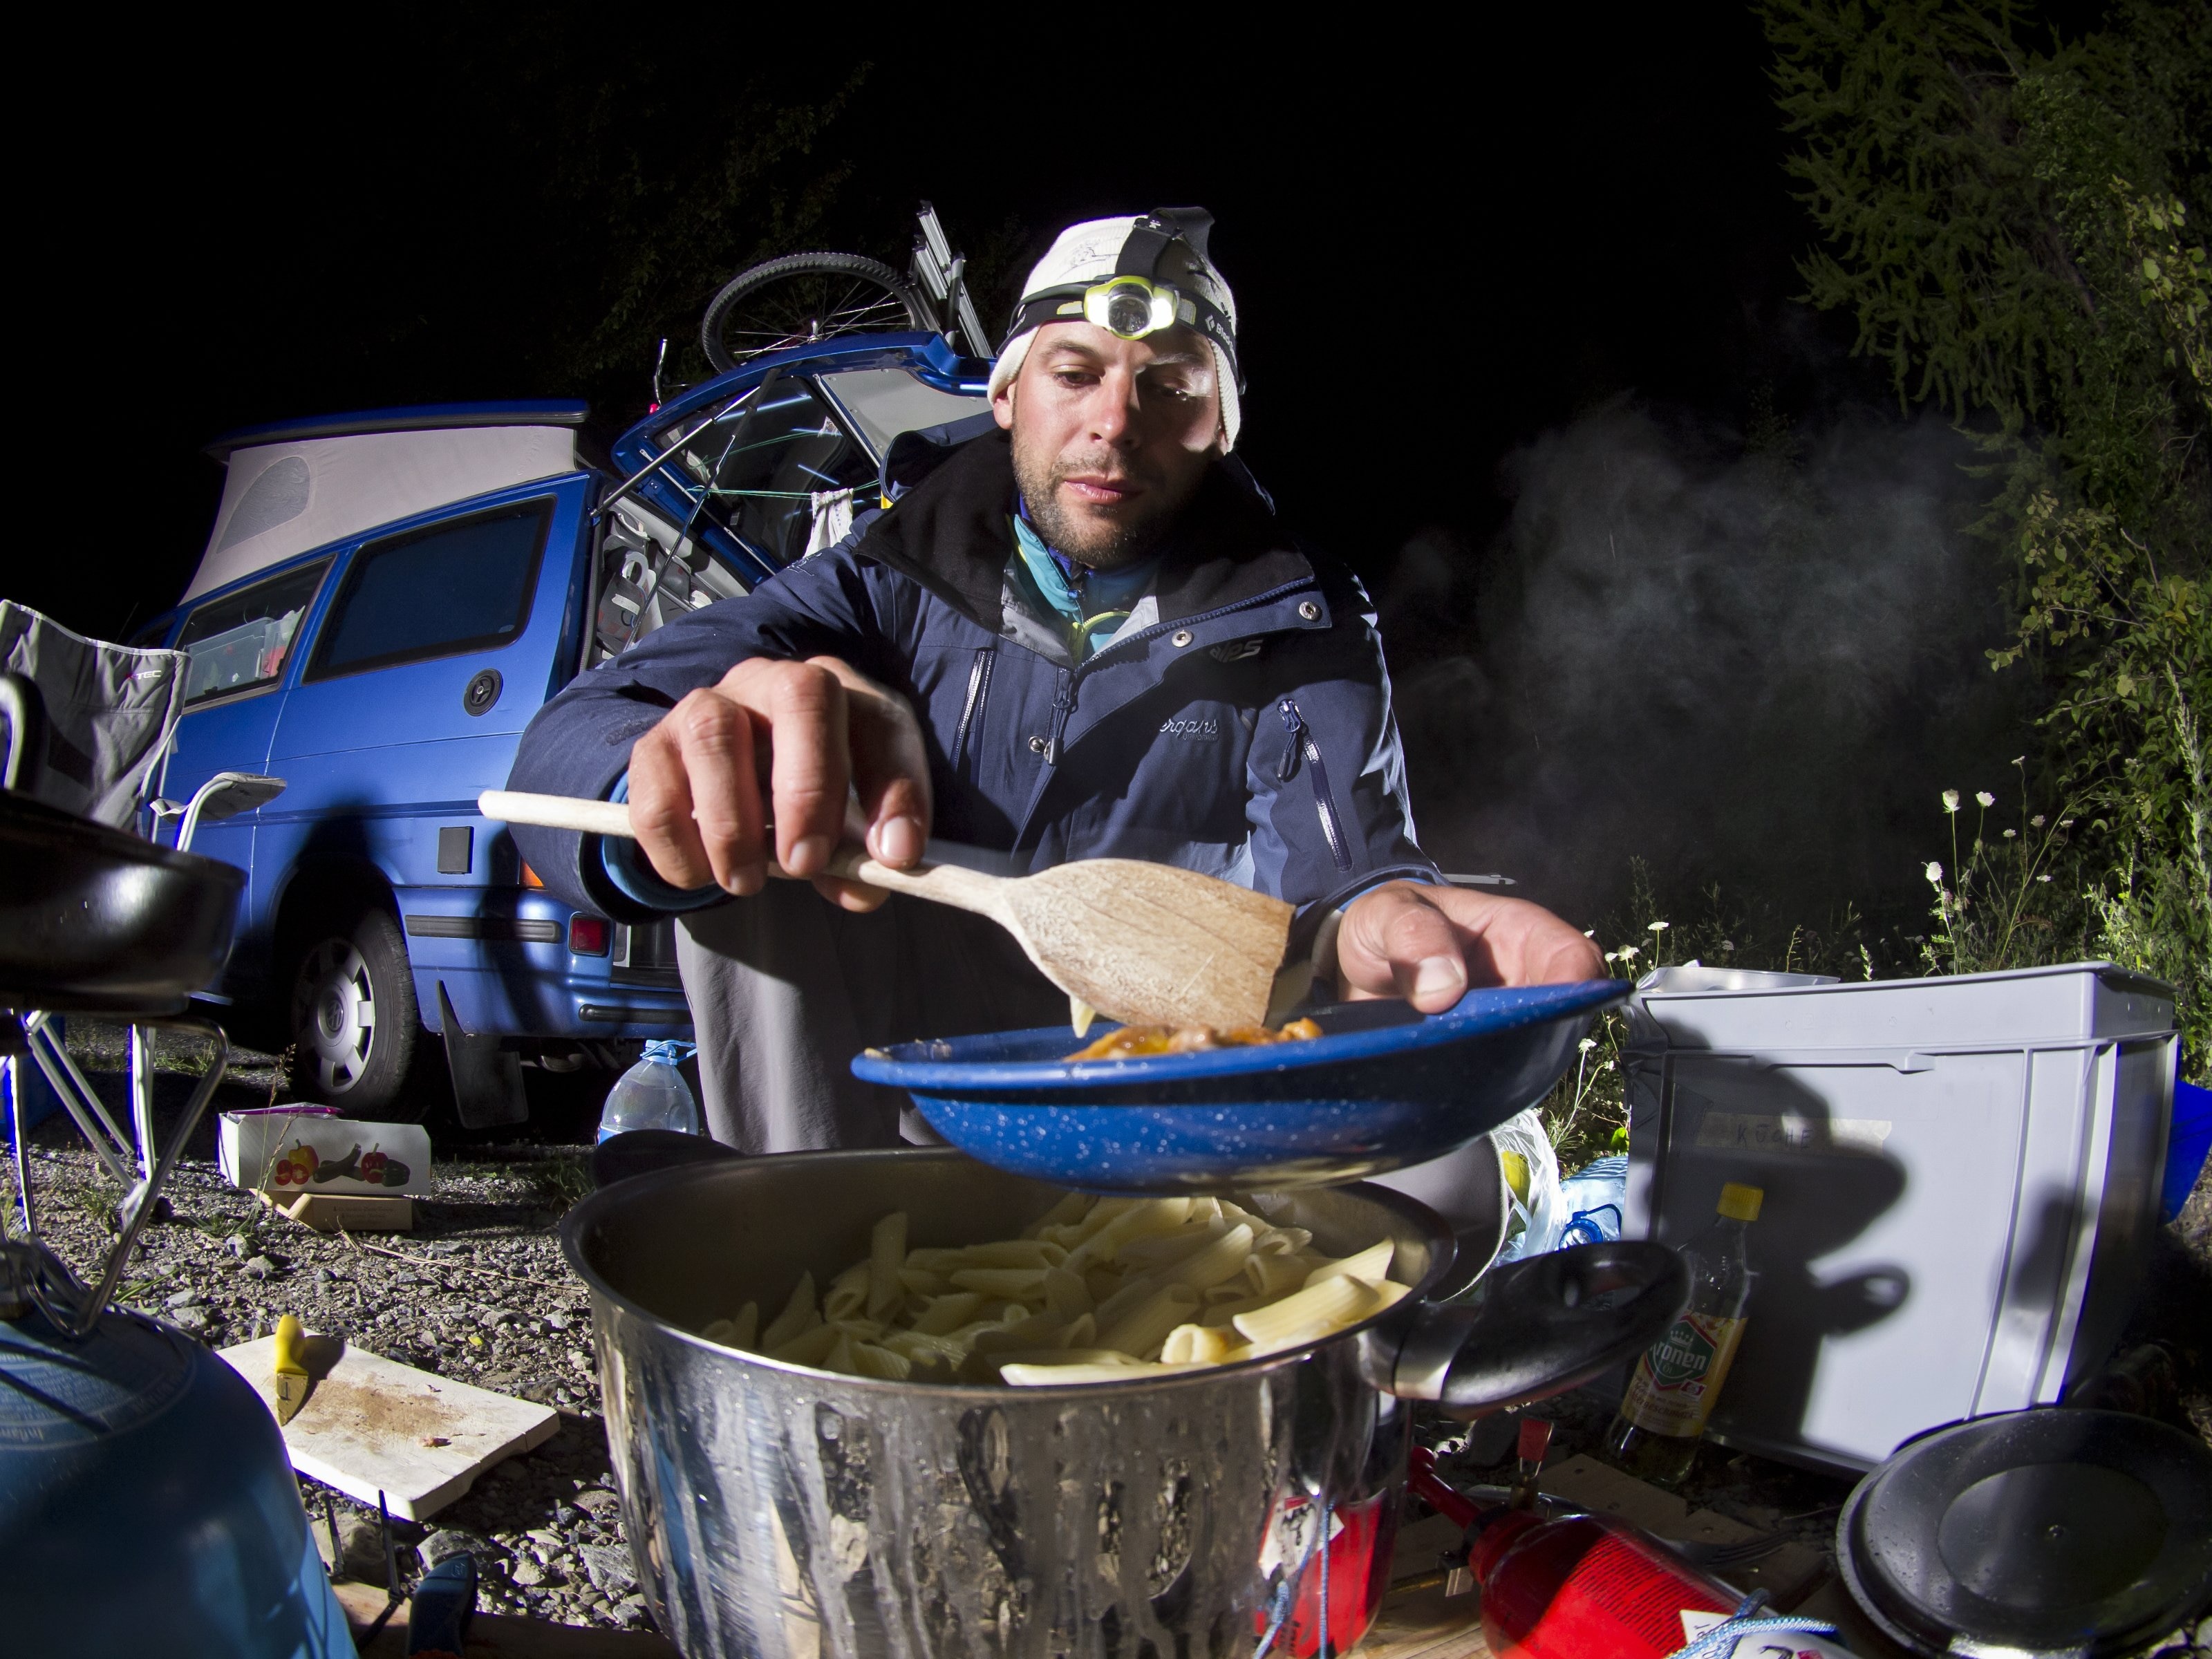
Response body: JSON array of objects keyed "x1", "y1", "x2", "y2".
[{"x1": 1011, "y1": 433, "x2": 1203, "y2": 572}]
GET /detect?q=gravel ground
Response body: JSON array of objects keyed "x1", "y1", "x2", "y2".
[{"x1": 10, "y1": 1022, "x2": 2210, "y2": 1640}]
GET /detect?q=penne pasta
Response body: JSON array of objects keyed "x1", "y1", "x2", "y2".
[
  {"x1": 852, "y1": 1342, "x2": 912, "y2": 1380},
  {"x1": 823, "y1": 1260, "x2": 872, "y2": 1322},
  {"x1": 1042, "y1": 1266, "x2": 1092, "y2": 1317},
  {"x1": 1000, "y1": 1361, "x2": 1205, "y2": 1386},
  {"x1": 760, "y1": 1272, "x2": 818, "y2": 1350},
  {"x1": 910, "y1": 1292, "x2": 984, "y2": 1335},
  {"x1": 1232, "y1": 1275, "x2": 1380, "y2": 1353},
  {"x1": 949, "y1": 1267, "x2": 1051, "y2": 1299},
  {"x1": 1166, "y1": 1224, "x2": 1257, "y2": 1291},
  {"x1": 768, "y1": 1320, "x2": 841, "y2": 1367},
  {"x1": 1303, "y1": 1239, "x2": 1394, "y2": 1289},
  {"x1": 1098, "y1": 1282, "x2": 1203, "y2": 1361},
  {"x1": 703, "y1": 1192, "x2": 1412, "y2": 1386},
  {"x1": 1243, "y1": 1253, "x2": 1309, "y2": 1297},
  {"x1": 868, "y1": 1211, "x2": 908, "y2": 1318},
  {"x1": 1160, "y1": 1322, "x2": 1242, "y2": 1365}
]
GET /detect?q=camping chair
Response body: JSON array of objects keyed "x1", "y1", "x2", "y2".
[{"x1": 1, "y1": 601, "x2": 284, "y2": 1209}]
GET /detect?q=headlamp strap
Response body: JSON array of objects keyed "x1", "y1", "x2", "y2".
[{"x1": 1115, "y1": 208, "x2": 1215, "y2": 281}]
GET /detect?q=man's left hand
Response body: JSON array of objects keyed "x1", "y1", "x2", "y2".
[{"x1": 1336, "y1": 881, "x2": 1604, "y2": 1011}]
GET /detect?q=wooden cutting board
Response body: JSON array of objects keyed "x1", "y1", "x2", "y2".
[{"x1": 218, "y1": 1333, "x2": 559, "y2": 1521}]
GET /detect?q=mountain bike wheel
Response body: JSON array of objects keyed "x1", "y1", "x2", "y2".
[{"x1": 701, "y1": 252, "x2": 937, "y2": 372}]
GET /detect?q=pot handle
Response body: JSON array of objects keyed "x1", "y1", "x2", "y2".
[{"x1": 1389, "y1": 1241, "x2": 1688, "y2": 1416}]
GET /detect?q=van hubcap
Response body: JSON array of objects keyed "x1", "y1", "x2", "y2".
[{"x1": 293, "y1": 939, "x2": 376, "y2": 1094}]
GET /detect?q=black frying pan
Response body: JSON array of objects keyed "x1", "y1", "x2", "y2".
[{"x1": 0, "y1": 791, "x2": 243, "y2": 1015}]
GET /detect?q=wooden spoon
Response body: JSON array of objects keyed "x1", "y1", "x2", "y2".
[{"x1": 478, "y1": 790, "x2": 1294, "y2": 1031}]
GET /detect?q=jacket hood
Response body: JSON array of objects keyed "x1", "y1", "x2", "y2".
[{"x1": 853, "y1": 428, "x2": 1314, "y2": 635}]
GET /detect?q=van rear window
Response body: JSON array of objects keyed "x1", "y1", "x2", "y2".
[{"x1": 308, "y1": 500, "x2": 551, "y2": 681}]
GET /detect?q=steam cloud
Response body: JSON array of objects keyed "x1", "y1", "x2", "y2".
[{"x1": 1384, "y1": 397, "x2": 2027, "y2": 930}]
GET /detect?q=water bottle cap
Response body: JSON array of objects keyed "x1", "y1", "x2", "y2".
[
  {"x1": 1718, "y1": 1181, "x2": 1763, "y2": 1221},
  {"x1": 642, "y1": 1039, "x2": 697, "y2": 1067}
]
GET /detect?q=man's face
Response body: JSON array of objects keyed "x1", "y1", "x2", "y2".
[{"x1": 993, "y1": 321, "x2": 1223, "y2": 568}]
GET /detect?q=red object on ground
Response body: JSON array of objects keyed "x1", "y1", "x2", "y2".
[
  {"x1": 1255, "y1": 1488, "x2": 1398, "y2": 1656},
  {"x1": 1470, "y1": 1509, "x2": 1738, "y2": 1659},
  {"x1": 1406, "y1": 1445, "x2": 1479, "y2": 1528}
]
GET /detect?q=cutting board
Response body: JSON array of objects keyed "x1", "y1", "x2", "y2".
[{"x1": 218, "y1": 1333, "x2": 559, "y2": 1521}]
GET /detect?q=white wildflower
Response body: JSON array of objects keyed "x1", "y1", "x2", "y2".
[
  {"x1": 1976, "y1": 791, "x2": 1995, "y2": 808},
  {"x1": 2060, "y1": 818, "x2": 2075, "y2": 829},
  {"x1": 1719, "y1": 939, "x2": 1736, "y2": 953},
  {"x1": 2003, "y1": 827, "x2": 2016, "y2": 839},
  {"x1": 1925, "y1": 861, "x2": 1944, "y2": 884},
  {"x1": 1578, "y1": 1037, "x2": 1597, "y2": 1053},
  {"x1": 2037, "y1": 874, "x2": 2052, "y2": 883},
  {"x1": 2031, "y1": 814, "x2": 2046, "y2": 828},
  {"x1": 1582, "y1": 928, "x2": 1595, "y2": 938},
  {"x1": 1942, "y1": 789, "x2": 1960, "y2": 813},
  {"x1": 1602, "y1": 1060, "x2": 1616, "y2": 1071},
  {"x1": 1618, "y1": 944, "x2": 1641, "y2": 961},
  {"x1": 1648, "y1": 920, "x2": 1669, "y2": 934}
]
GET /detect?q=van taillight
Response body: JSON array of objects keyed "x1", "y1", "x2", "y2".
[{"x1": 568, "y1": 916, "x2": 610, "y2": 956}]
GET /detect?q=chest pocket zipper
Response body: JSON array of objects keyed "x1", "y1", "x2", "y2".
[
  {"x1": 951, "y1": 646, "x2": 994, "y2": 773},
  {"x1": 1277, "y1": 697, "x2": 1353, "y2": 874}
]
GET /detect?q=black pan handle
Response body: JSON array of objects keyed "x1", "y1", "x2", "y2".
[{"x1": 1389, "y1": 1241, "x2": 1689, "y2": 1416}]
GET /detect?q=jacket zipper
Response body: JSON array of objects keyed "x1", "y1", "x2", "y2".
[
  {"x1": 951, "y1": 646, "x2": 993, "y2": 771},
  {"x1": 1278, "y1": 697, "x2": 1352, "y2": 874},
  {"x1": 1044, "y1": 672, "x2": 1073, "y2": 765}
]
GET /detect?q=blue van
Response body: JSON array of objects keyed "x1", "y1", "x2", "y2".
[{"x1": 135, "y1": 333, "x2": 990, "y2": 1122}]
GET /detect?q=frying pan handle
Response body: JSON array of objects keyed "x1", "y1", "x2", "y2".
[{"x1": 1390, "y1": 1241, "x2": 1689, "y2": 1416}]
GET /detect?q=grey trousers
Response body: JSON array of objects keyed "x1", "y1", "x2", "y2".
[{"x1": 675, "y1": 884, "x2": 1067, "y2": 1152}]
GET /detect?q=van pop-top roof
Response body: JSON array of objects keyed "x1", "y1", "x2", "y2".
[{"x1": 187, "y1": 401, "x2": 590, "y2": 601}]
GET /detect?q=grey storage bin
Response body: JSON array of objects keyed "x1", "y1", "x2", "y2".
[{"x1": 1623, "y1": 962, "x2": 2177, "y2": 1472}]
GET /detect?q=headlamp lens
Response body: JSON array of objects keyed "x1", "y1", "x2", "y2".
[{"x1": 1087, "y1": 278, "x2": 1178, "y2": 339}]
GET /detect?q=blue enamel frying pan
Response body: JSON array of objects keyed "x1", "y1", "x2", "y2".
[{"x1": 851, "y1": 979, "x2": 1629, "y2": 1193}]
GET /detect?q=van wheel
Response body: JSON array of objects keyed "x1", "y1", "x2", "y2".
[{"x1": 286, "y1": 904, "x2": 427, "y2": 1122}]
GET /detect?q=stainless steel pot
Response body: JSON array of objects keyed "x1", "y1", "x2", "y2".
[{"x1": 563, "y1": 1147, "x2": 1685, "y2": 1659}]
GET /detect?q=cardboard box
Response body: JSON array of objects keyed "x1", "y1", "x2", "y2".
[{"x1": 219, "y1": 1107, "x2": 432, "y2": 1198}]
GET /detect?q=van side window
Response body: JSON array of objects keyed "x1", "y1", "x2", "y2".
[
  {"x1": 177, "y1": 560, "x2": 330, "y2": 705},
  {"x1": 308, "y1": 500, "x2": 552, "y2": 682}
]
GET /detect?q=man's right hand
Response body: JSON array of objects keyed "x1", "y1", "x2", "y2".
[{"x1": 626, "y1": 656, "x2": 931, "y2": 911}]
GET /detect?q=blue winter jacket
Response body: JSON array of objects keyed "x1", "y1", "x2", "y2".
[{"x1": 505, "y1": 426, "x2": 1438, "y2": 950}]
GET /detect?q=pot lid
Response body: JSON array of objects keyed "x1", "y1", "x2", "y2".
[{"x1": 1837, "y1": 1409, "x2": 2212, "y2": 1657}]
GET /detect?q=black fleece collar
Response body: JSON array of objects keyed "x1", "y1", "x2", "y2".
[{"x1": 853, "y1": 429, "x2": 1315, "y2": 634}]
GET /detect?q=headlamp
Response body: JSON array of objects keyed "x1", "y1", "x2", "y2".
[{"x1": 1081, "y1": 276, "x2": 1194, "y2": 340}]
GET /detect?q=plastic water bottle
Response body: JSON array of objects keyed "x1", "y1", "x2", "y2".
[{"x1": 597, "y1": 1040, "x2": 700, "y2": 1142}]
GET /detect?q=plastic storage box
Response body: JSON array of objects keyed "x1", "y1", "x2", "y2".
[{"x1": 1622, "y1": 962, "x2": 2177, "y2": 1472}]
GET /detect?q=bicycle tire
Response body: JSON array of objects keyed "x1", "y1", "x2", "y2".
[{"x1": 701, "y1": 252, "x2": 937, "y2": 372}]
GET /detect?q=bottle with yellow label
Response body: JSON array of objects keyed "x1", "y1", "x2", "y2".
[{"x1": 1604, "y1": 1181, "x2": 1762, "y2": 1486}]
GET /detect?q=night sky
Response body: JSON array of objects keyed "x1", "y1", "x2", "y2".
[
  {"x1": 35, "y1": 10, "x2": 1830, "y2": 635},
  {"x1": 27, "y1": 10, "x2": 2038, "y2": 928}
]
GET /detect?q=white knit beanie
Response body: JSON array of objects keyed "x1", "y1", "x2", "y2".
[{"x1": 988, "y1": 211, "x2": 1242, "y2": 451}]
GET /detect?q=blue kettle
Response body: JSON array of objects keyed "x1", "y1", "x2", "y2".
[{"x1": 1, "y1": 1022, "x2": 356, "y2": 1656}]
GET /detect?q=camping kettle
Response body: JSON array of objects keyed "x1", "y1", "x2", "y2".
[
  {"x1": 0, "y1": 793, "x2": 356, "y2": 1656},
  {"x1": 0, "y1": 1248, "x2": 357, "y2": 1655}
]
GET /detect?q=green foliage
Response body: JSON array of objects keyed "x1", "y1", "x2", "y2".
[{"x1": 1760, "y1": 0, "x2": 2212, "y2": 1078}]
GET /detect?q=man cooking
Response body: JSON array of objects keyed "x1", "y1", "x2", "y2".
[{"x1": 507, "y1": 209, "x2": 1602, "y2": 1150}]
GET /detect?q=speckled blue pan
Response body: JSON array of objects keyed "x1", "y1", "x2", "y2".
[{"x1": 851, "y1": 979, "x2": 1629, "y2": 1193}]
